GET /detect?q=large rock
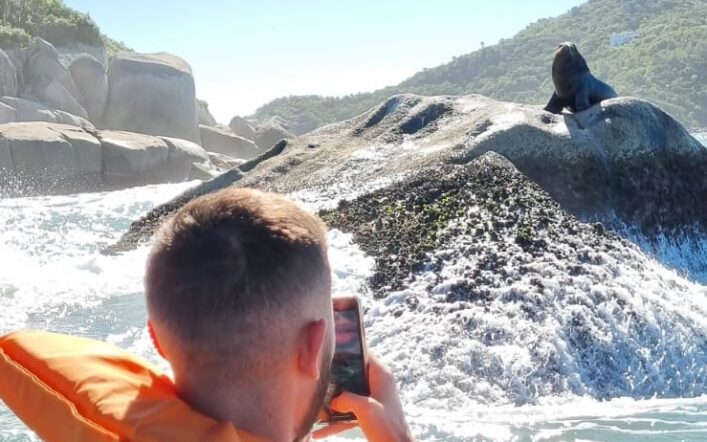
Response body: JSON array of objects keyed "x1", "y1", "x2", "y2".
[
  {"x1": 254, "y1": 117, "x2": 294, "y2": 149},
  {"x1": 197, "y1": 99, "x2": 217, "y2": 126},
  {"x1": 199, "y1": 124, "x2": 259, "y2": 159},
  {"x1": 0, "y1": 122, "x2": 102, "y2": 195},
  {"x1": 114, "y1": 94, "x2": 707, "y2": 256},
  {"x1": 25, "y1": 38, "x2": 88, "y2": 119},
  {"x1": 159, "y1": 136, "x2": 215, "y2": 180},
  {"x1": 235, "y1": 93, "x2": 706, "y2": 222},
  {"x1": 103, "y1": 52, "x2": 199, "y2": 142},
  {"x1": 228, "y1": 115, "x2": 255, "y2": 140},
  {"x1": 69, "y1": 54, "x2": 108, "y2": 123},
  {"x1": 0, "y1": 122, "x2": 212, "y2": 197},
  {"x1": 159, "y1": 136, "x2": 211, "y2": 165},
  {"x1": 0, "y1": 101, "x2": 17, "y2": 123},
  {"x1": 207, "y1": 152, "x2": 247, "y2": 171},
  {"x1": 56, "y1": 43, "x2": 108, "y2": 70},
  {"x1": 0, "y1": 96, "x2": 94, "y2": 129},
  {"x1": 4, "y1": 48, "x2": 27, "y2": 92},
  {"x1": 98, "y1": 130, "x2": 207, "y2": 186},
  {"x1": 0, "y1": 49, "x2": 18, "y2": 97},
  {"x1": 1, "y1": 96, "x2": 54, "y2": 123}
]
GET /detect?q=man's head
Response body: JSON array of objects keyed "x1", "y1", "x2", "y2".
[{"x1": 145, "y1": 188, "x2": 334, "y2": 440}]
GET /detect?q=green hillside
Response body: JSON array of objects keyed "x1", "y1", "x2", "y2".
[
  {"x1": 0, "y1": 0, "x2": 130, "y2": 55},
  {"x1": 254, "y1": 0, "x2": 707, "y2": 134}
]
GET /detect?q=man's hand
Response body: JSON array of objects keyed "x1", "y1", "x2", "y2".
[{"x1": 313, "y1": 354, "x2": 414, "y2": 441}]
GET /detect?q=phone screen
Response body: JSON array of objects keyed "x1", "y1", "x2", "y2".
[
  {"x1": 322, "y1": 299, "x2": 369, "y2": 423},
  {"x1": 332, "y1": 307, "x2": 367, "y2": 397}
]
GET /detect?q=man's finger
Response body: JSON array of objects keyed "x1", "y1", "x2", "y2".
[
  {"x1": 331, "y1": 392, "x2": 384, "y2": 418},
  {"x1": 367, "y1": 353, "x2": 397, "y2": 399},
  {"x1": 331, "y1": 392, "x2": 405, "y2": 441},
  {"x1": 311, "y1": 422, "x2": 358, "y2": 439}
]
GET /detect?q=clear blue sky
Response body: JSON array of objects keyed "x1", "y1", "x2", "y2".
[{"x1": 64, "y1": 0, "x2": 584, "y2": 122}]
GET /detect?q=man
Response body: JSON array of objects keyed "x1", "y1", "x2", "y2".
[{"x1": 145, "y1": 187, "x2": 414, "y2": 442}]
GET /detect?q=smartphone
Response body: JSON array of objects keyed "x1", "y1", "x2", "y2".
[{"x1": 323, "y1": 296, "x2": 369, "y2": 422}]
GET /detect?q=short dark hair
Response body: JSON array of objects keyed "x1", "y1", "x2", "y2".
[{"x1": 145, "y1": 188, "x2": 331, "y2": 367}]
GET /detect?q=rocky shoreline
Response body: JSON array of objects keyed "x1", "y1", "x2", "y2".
[{"x1": 0, "y1": 38, "x2": 295, "y2": 197}]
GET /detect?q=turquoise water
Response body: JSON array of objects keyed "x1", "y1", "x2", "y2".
[{"x1": 2, "y1": 181, "x2": 707, "y2": 441}]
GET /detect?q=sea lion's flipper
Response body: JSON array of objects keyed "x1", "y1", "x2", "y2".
[
  {"x1": 574, "y1": 84, "x2": 590, "y2": 112},
  {"x1": 544, "y1": 92, "x2": 564, "y2": 114}
]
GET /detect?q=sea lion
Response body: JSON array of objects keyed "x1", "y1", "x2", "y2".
[{"x1": 544, "y1": 42, "x2": 617, "y2": 114}]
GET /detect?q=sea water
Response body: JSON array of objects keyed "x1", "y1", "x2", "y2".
[{"x1": 2, "y1": 181, "x2": 707, "y2": 442}]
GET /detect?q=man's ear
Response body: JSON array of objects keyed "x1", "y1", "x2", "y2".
[
  {"x1": 148, "y1": 320, "x2": 168, "y2": 359},
  {"x1": 298, "y1": 319, "x2": 327, "y2": 380}
]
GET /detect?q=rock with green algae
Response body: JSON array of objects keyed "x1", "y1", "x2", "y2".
[{"x1": 321, "y1": 152, "x2": 626, "y2": 296}]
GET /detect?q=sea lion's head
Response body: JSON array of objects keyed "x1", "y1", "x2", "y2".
[
  {"x1": 554, "y1": 42, "x2": 579, "y2": 60},
  {"x1": 553, "y1": 41, "x2": 588, "y2": 73}
]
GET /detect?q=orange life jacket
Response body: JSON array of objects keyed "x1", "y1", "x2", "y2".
[{"x1": 0, "y1": 330, "x2": 263, "y2": 442}]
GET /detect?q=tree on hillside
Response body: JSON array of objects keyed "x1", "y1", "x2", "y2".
[{"x1": 0, "y1": 0, "x2": 130, "y2": 52}]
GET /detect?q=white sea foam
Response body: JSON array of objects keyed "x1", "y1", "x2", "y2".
[
  {"x1": 619, "y1": 226, "x2": 707, "y2": 284},
  {"x1": 692, "y1": 131, "x2": 707, "y2": 148}
]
